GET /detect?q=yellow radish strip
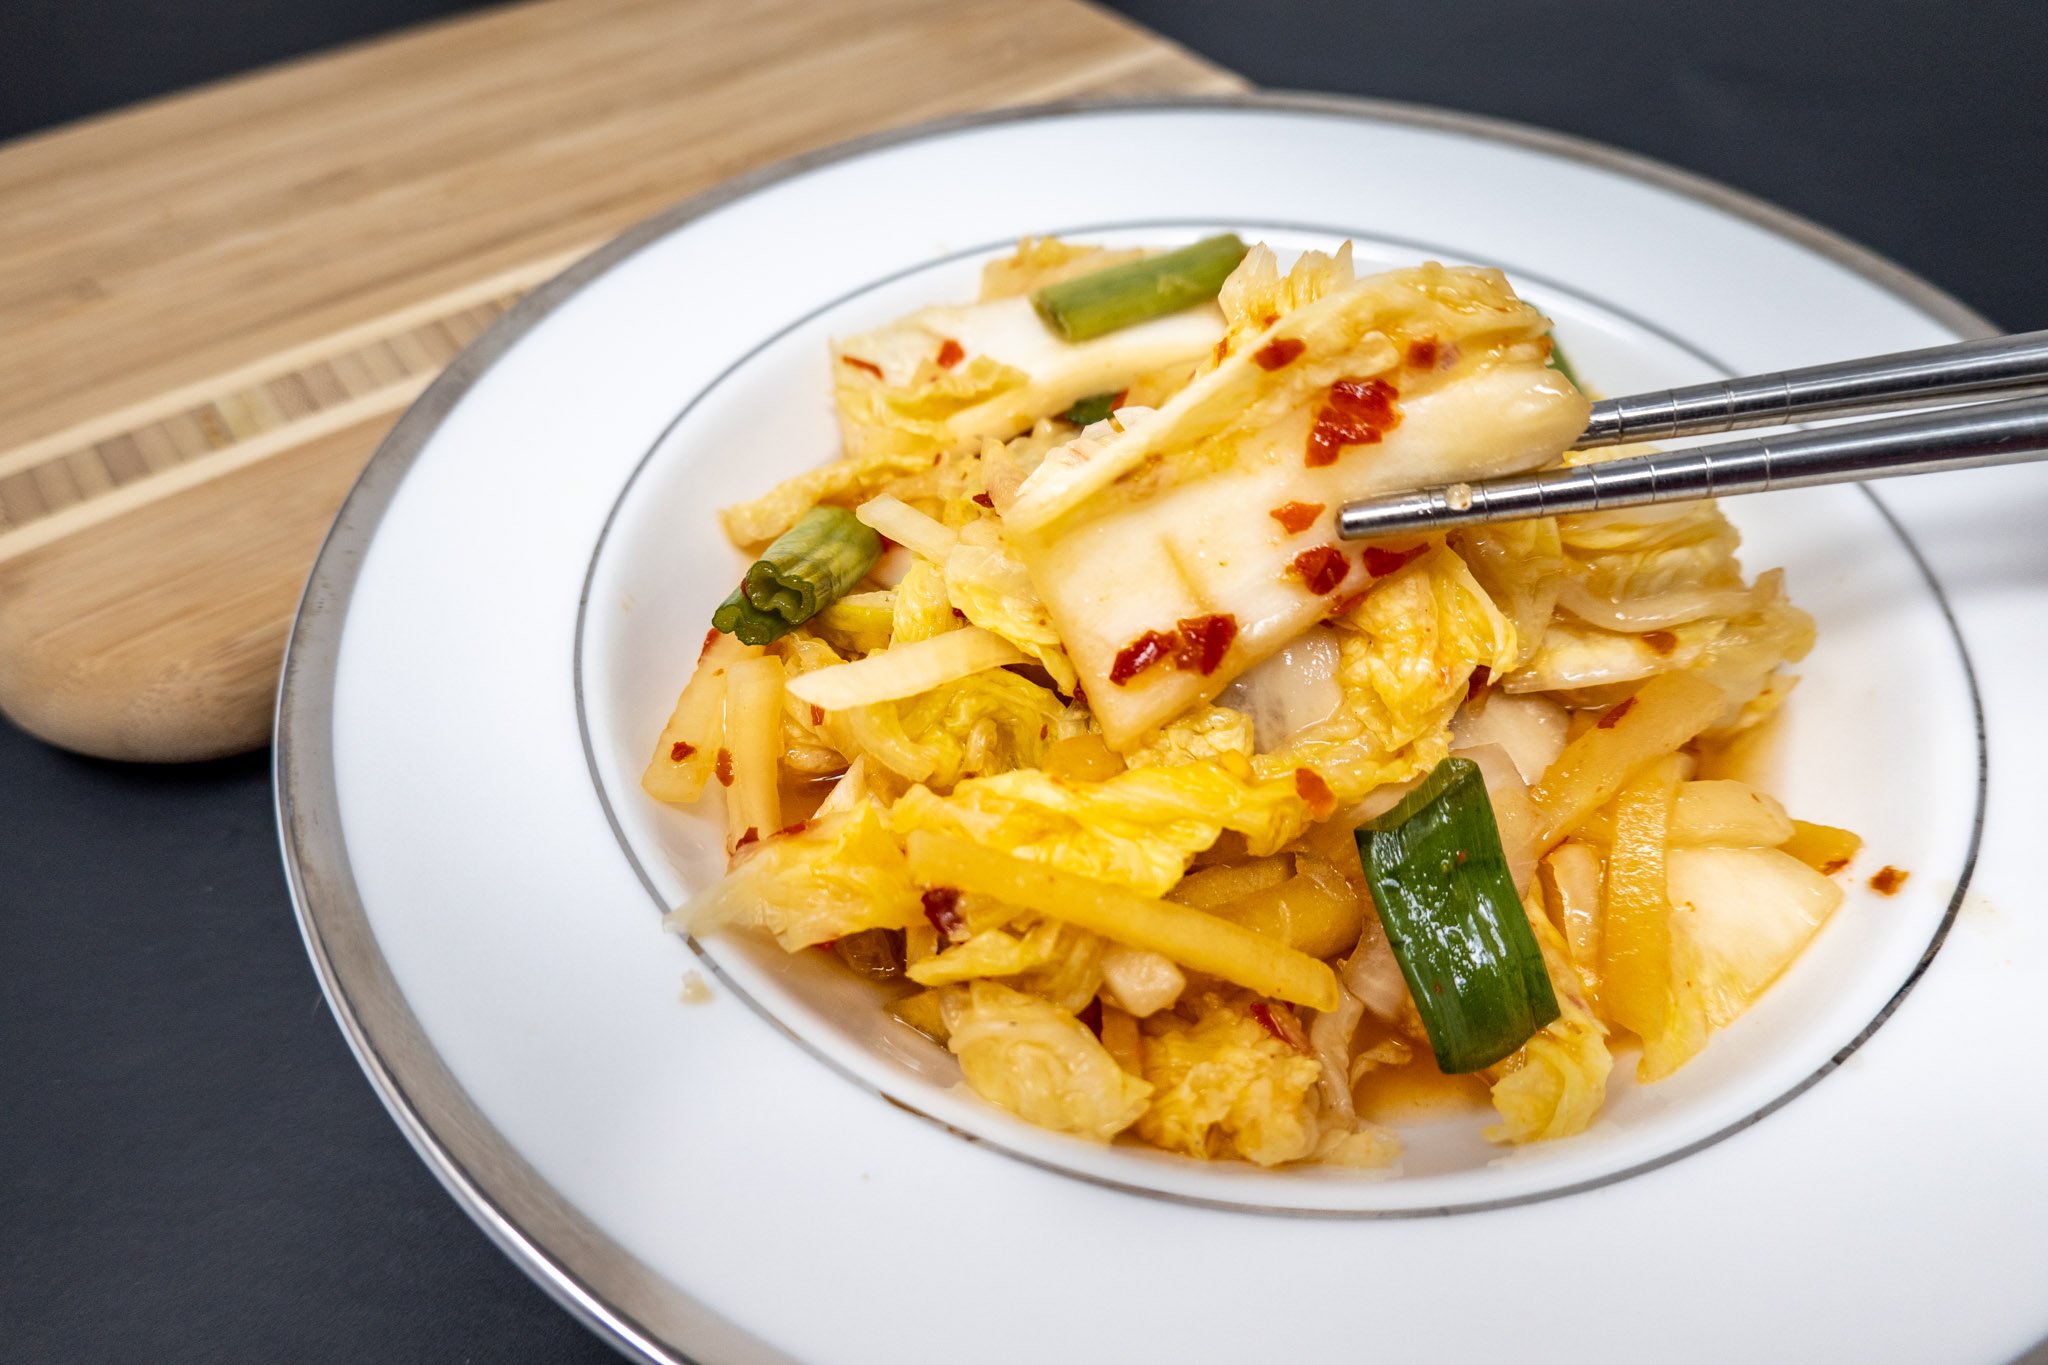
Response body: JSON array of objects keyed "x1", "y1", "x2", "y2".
[
  {"x1": 1600, "y1": 754, "x2": 1703, "y2": 1080},
  {"x1": 1530, "y1": 671, "x2": 1725, "y2": 848},
  {"x1": 905, "y1": 831, "x2": 1340, "y2": 1012},
  {"x1": 1575, "y1": 779, "x2": 1795, "y2": 849},
  {"x1": 1780, "y1": 819, "x2": 1863, "y2": 875}
]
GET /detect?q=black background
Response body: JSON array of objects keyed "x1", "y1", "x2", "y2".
[{"x1": 2, "y1": 2, "x2": 2044, "y2": 1361}]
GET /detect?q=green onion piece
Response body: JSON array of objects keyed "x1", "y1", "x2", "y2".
[
  {"x1": 711, "y1": 505, "x2": 881, "y2": 646},
  {"x1": 1356, "y1": 757, "x2": 1560, "y2": 1073},
  {"x1": 1061, "y1": 391, "x2": 1121, "y2": 426},
  {"x1": 710, "y1": 588, "x2": 787, "y2": 646},
  {"x1": 1031, "y1": 234, "x2": 1249, "y2": 342},
  {"x1": 1548, "y1": 337, "x2": 1582, "y2": 388}
]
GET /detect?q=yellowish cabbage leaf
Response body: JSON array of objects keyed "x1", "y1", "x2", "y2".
[
  {"x1": 888, "y1": 759, "x2": 1314, "y2": 897},
  {"x1": 841, "y1": 665, "x2": 1072, "y2": 787},
  {"x1": 719, "y1": 448, "x2": 939, "y2": 547},
  {"x1": 942, "y1": 981, "x2": 1152, "y2": 1142},
  {"x1": 942, "y1": 521, "x2": 1078, "y2": 693},
  {"x1": 1138, "y1": 992, "x2": 1324, "y2": 1166},
  {"x1": 676, "y1": 802, "x2": 919, "y2": 951},
  {"x1": 1123, "y1": 705, "x2": 1256, "y2": 769},
  {"x1": 1485, "y1": 902, "x2": 1612, "y2": 1143},
  {"x1": 1253, "y1": 546, "x2": 1518, "y2": 803}
]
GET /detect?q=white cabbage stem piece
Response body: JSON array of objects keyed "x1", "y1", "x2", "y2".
[{"x1": 1005, "y1": 263, "x2": 1589, "y2": 748}]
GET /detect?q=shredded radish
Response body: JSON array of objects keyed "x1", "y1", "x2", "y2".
[
  {"x1": 855, "y1": 493, "x2": 957, "y2": 561},
  {"x1": 786, "y1": 628, "x2": 1025, "y2": 710}
]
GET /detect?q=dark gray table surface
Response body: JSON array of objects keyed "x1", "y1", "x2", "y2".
[{"x1": 3, "y1": 2, "x2": 2044, "y2": 1361}]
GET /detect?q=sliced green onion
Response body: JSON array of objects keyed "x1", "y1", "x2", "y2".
[
  {"x1": 712, "y1": 505, "x2": 881, "y2": 645},
  {"x1": 1031, "y1": 234, "x2": 1248, "y2": 342},
  {"x1": 1511, "y1": 288, "x2": 1580, "y2": 388},
  {"x1": 1548, "y1": 336, "x2": 1582, "y2": 388},
  {"x1": 709, "y1": 590, "x2": 784, "y2": 645},
  {"x1": 1061, "y1": 391, "x2": 1121, "y2": 426},
  {"x1": 1356, "y1": 757, "x2": 1559, "y2": 1073}
]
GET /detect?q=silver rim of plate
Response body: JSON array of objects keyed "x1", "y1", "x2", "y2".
[{"x1": 274, "y1": 93, "x2": 1998, "y2": 1365}]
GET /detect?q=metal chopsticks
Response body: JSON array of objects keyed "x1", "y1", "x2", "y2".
[
  {"x1": 1575, "y1": 328, "x2": 2048, "y2": 447},
  {"x1": 1336, "y1": 330, "x2": 2048, "y2": 540}
]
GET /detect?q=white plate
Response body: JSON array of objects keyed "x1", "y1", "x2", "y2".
[{"x1": 278, "y1": 97, "x2": 2048, "y2": 1363}]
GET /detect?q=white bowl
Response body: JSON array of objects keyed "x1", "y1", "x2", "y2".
[{"x1": 578, "y1": 224, "x2": 1979, "y2": 1215}]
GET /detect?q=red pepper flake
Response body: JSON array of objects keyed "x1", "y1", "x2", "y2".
[
  {"x1": 809, "y1": 704, "x2": 825, "y2": 726},
  {"x1": 1172, "y1": 614, "x2": 1238, "y2": 676},
  {"x1": 971, "y1": 492, "x2": 994, "y2": 508},
  {"x1": 840, "y1": 354, "x2": 884, "y2": 378},
  {"x1": 1288, "y1": 545, "x2": 1351, "y2": 596},
  {"x1": 1213, "y1": 338, "x2": 1231, "y2": 364},
  {"x1": 934, "y1": 338, "x2": 964, "y2": 369},
  {"x1": 1869, "y1": 865, "x2": 1909, "y2": 896},
  {"x1": 1596, "y1": 697, "x2": 1637, "y2": 730},
  {"x1": 714, "y1": 748, "x2": 734, "y2": 785},
  {"x1": 1643, "y1": 630, "x2": 1679, "y2": 655},
  {"x1": 1466, "y1": 664, "x2": 1492, "y2": 701},
  {"x1": 1249, "y1": 1001, "x2": 1311, "y2": 1053},
  {"x1": 1253, "y1": 337, "x2": 1306, "y2": 371},
  {"x1": 734, "y1": 826, "x2": 759, "y2": 849},
  {"x1": 1110, "y1": 630, "x2": 1178, "y2": 686},
  {"x1": 1820, "y1": 856, "x2": 1852, "y2": 876},
  {"x1": 1260, "y1": 312, "x2": 1280, "y2": 327},
  {"x1": 699, "y1": 627, "x2": 722, "y2": 658},
  {"x1": 1362, "y1": 542, "x2": 1428, "y2": 577},
  {"x1": 1248, "y1": 1000, "x2": 1288, "y2": 1043},
  {"x1": 1071, "y1": 684, "x2": 1087, "y2": 708},
  {"x1": 1077, "y1": 997, "x2": 1104, "y2": 1037},
  {"x1": 773, "y1": 821, "x2": 809, "y2": 839},
  {"x1": 1109, "y1": 615, "x2": 1239, "y2": 686},
  {"x1": 1269, "y1": 500, "x2": 1324, "y2": 534},
  {"x1": 1405, "y1": 337, "x2": 1440, "y2": 369},
  {"x1": 1038, "y1": 724, "x2": 1049, "y2": 740},
  {"x1": 1294, "y1": 767, "x2": 1337, "y2": 819},
  {"x1": 1321, "y1": 590, "x2": 1367, "y2": 626},
  {"x1": 950, "y1": 607, "x2": 967, "y2": 620},
  {"x1": 668, "y1": 740, "x2": 697, "y2": 762},
  {"x1": 1306, "y1": 376, "x2": 1400, "y2": 467},
  {"x1": 921, "y1": 887, "x2": 967, "y2": 941}
]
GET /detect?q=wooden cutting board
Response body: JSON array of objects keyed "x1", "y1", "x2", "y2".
[{"x1": 0, "y1": 0, "x2": 1241, "y2": 762}]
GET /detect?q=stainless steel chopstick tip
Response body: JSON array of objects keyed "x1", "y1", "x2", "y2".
[{"x1": 1338, "y1": 485, "x2": 1477, "y2": 539}]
